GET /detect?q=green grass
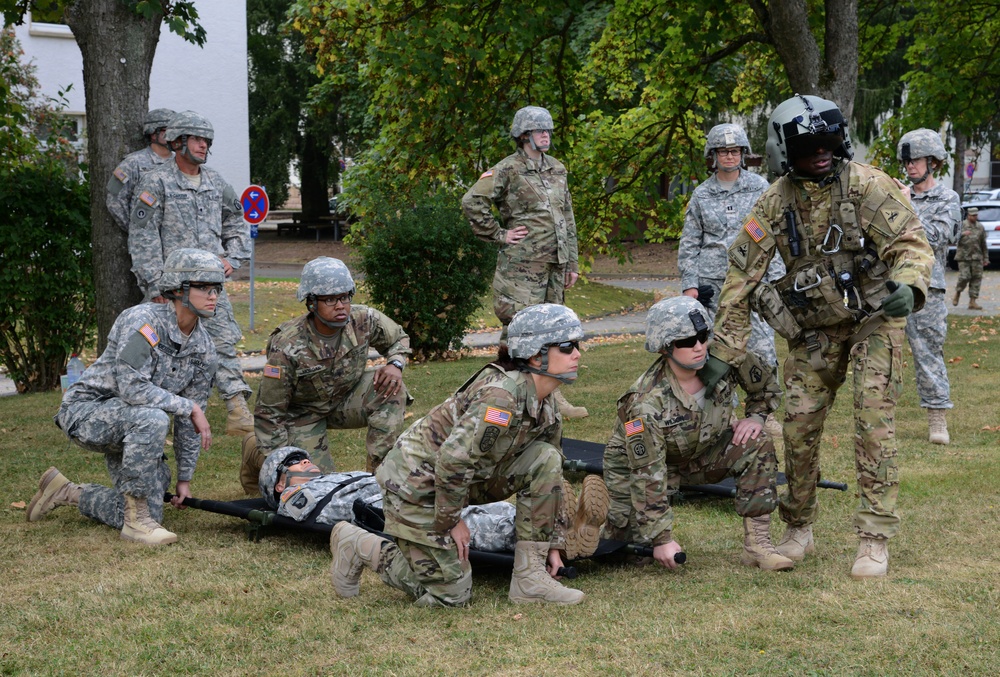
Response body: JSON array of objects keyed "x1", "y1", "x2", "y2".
[
  {"x1": 228, "y1": 277, "x2": 653, "y2": 352},
  {"x1": 2, "y1": 316, "x2": 999, "y2": 674}
]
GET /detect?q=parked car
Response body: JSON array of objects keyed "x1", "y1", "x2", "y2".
[
  {"x1": 328, "y1": 194, "x2": 356, "y2": 223},
  {"x1": 963, "y1": 188, "x2": 1000, "y2": 202},
  {"x1": 946, "y1": 200, "x2": 1000, "y2": 269}
]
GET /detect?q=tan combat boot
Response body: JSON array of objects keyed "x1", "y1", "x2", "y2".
[
  {"x1": 509, "y1": 541, "x2": 585, "y2": 605},
  {"x1": 330, "y1": 522, "x2": 386, "y2": 597},
  {"x1": 952, "y1": 288, "x2": 960, "y2": 306},
  {"x1": 225, "y1": 394, "x2": 254, "y2": 436},
  {"x1": 775, "y1": 524, "x2": 815, "y2": 561},
  {"x1": 927, "y1": 408, "x2": 950, "y2": 445},
  {"x1": 553, "y1": 388, "x2": 588, "y2": 419},
  {"x1": 240, "y1": 432, "x2": 266, "y2": 495},
  {"x1": 26, "y1": 467, "x2": 82, "y2": 522},
  {"x1": 850, "y1": 537, "x2": 889, "y2": 579},
  {"x1": 740, "y1": 515, "x2": 795, "y2": 571},
  {"x1": 564, "y1": 475, "x2": 609, "y2": 560},
  {"x1": 121, "y1": 495, "x2": 177, "y2": 545},
  {"x1": 969, "y1": 297, "x2": 984, "y2": 310}
]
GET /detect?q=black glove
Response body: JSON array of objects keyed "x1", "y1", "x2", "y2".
[
  {"x1": 697, "y1": 355, "x2": 731, "y2": 393},
  {"x1": 696, "y1": 284, "x2": 715, "y2": 309},
  {"x1": 882, "y1": 281, "x2": 915, "y2": 318}
]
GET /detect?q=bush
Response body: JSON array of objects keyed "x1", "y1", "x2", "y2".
[
  {"x1": 356, "y1": 192, "x2": 495, "y2": 360},
  {"x1": 0, "y1": 157, "x2": 94, "y2": 393}
]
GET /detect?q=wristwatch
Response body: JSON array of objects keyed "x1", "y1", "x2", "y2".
[{"x1": 387, "y1": 358, "x2": 405, "y2": 371}]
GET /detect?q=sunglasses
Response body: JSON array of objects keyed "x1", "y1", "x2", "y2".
[
  {"x1": 549, "y1": 340, "x2": 580, "y2": 354},
  {"x1": 281, "y1": 453, "x2": 310, "y2": 470},
  {"x1": 673, "y1": 330, "x2": 710, "y2": 349}
]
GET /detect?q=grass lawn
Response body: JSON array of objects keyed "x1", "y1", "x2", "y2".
[{"x1": 2, "y1": 316, "x2": 999, "y2": 674}]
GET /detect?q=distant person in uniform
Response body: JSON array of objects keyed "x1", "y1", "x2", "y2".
[
  {"x1": 106, "y1": 108, "x2": 174, "y2": 231},
  {"x1": 954, "y1": 207, "x2": 988, "y2": 310}
]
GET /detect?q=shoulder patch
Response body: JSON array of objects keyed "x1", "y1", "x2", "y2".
[
  {"x1": 484, "y1": 406, "x2": 512, "y2": 427},
  {"x1": 624, "y1": 418, "x2": 645, "y2": 436},
  {"x1": 113, "y1": 167, "x2": 128, "y2": 182},
  {"x1": 263, "y1": 364, "x2": 282, "y2": 379},
  {"x1": 480, "y1": 425, "x2": 501, "y2": 452},
  {"x1": 139, "y1": 323, "x2": 159, "y2": 347},
  {"x1": 139, "y1": 191, "x2": 157, "y2": 207},
  {"x1": 744, "y1": 217, "x2": 766, "y2": 242},
  {"x1": 731, "y1": 241, "x2": 750, "y2": 269},
  {"x1": 480, "y1": 170, "x2": 494, "y2": 179}
]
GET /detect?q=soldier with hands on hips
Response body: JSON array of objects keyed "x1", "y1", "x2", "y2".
[
  {"x1": 329, "y1": 304, "x2": 586, "y2": 607},
  {"x1": 897, "y1": 128, "x2": 962, "y2": 444},
  {"x1": 599, "y1": 296, "x2": 792, "y2": 572},
  {"x1": 462, "y1": 106, "x2": 587, "y2": 419},
  {"x1": 240, "y1": 256, "x2": 411, "y2": 490},
  {"x1": 27, "y1": 248, "x2": 222, "y2": 545}
]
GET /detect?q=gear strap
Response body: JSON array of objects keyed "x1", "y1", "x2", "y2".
[{"x1": 801, "y1": 310, "x2": 886, "y2": 389}]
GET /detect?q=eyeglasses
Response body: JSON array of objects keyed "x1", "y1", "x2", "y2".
[
  {"x1": 549, "y1": 340, "x2": 580, "y2": 355},
  {"x1": 188, "y1": 283, "x2": 223, "y2": 296},
  {"x1": 316, "y1": 292, "x2": 354, "y2": 307},
  {"x1": 716, "y1": 148, "x2": 742, "y2": 157},
  {"x1": 673, "y1": 330, "x2": 710, "y2": 348}
]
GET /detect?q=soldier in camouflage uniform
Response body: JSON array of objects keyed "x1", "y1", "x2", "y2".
[
  {"x1": 329, "y1": 304, "x2": 586, "y2": 607},
  {"x1": 709, "y1": 95, "x2": 934, "y2": 579},
  {"x1": 241, "y1": 257, "x2": 411, "y2": 487},
  {"x1": 106, "y1": 108, "x2": 174, "y2": 231},
  {"x1": 258, "y1": 446, "x2": 519, "y2": 553},
  {"x1": 127, "y1": 111, "x2": 253, "y2": 437},
  {"x1": 601, "y1": 296, "x2": 792, "y2": 571},
  {"x1": 462, "y1": 105, "x2": 587, "y2": 419},
  {"x1": 898, "y1": 129, "x2": 962, "y2": 445},
  {"x1": 954, "y1": 207, "x2": 988, "y2": 309},
  {"x1": 679, "y1": 123, "x2": 785, "y2": 440},
  {"x1": 28, "y1": 249, "x2": 221, "y2": 546}
]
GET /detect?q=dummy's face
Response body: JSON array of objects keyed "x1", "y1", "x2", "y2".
[{"x1": 275, "y1": 458, "x2": 321, "y2": 493}]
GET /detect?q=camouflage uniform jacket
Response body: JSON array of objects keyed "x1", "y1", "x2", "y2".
[
  {"x1": 713, "y1": 161, "x2": 934, "y2": 366},
  {"x1": 378, "y1": 363, "x2": 563, "y2": 542},
  {"x1": 255, "y1": 306, "x2": 412, "y2": 453},
  {"x1": 910, "y1": 182, "x2": 961, "y2": 290},
  {"x1": 128, "y1": 158, "x2": 248, "y2": 299},
  {"x1": 678, "y1": 170, "x2": 784, "y2": 290},
  {"x1": 59, "y1": 303, "x2": 217, "y2": 482},
  {"x1": 106, "y1": 146, "x2": 171, "y2": 231},
  {"x1": 956, "y1": 218, "x2": 988, "y2": 263},
  {"x1": 462, "y1": 148, "x2": 579, "y2": 272},
  {"x1": 607, "y1": 353, "x2": 780, "y2": 545}
]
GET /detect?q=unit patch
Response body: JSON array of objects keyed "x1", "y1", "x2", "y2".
[{"x1": 480, "y1": 426, "x2": 501, "y2": 452}]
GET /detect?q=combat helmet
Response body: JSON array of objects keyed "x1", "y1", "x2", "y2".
[
  {"x1": 507, "y1": 303, "x2": 583, "y2": 383},
  {"x1": 259, "y1": 446, "x2": 313, "y2": 508},
  {"x1": 298, "y1": 257, "x2": 355, "y2": 329},
  {"x1": 704, "y1": 123, "x2": 751, "y2": 169},
  {"x1": 511, "y1": 106, "x2": 554, "y2": 151},
  {"x1": 898, "y1": 128, "x2": 948, "y2": 184},
  {"x1": 160, "y1": 248, "x2": 225, "y2": 318},
  {"x1": 165, "y1": 110, "x2": 214, "y2": 143},
  {"x1": 143, "y1": 108, "x2": 176, "y2": 136},
  {"x1": 645, "y1": 296, "x2": 712, "y2": 353},
  {"x1": 765, "y1": 94, "x2": 853, "y2": 176}
]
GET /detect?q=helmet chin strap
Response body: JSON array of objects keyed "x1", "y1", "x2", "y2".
[
  {"x1": 179, "y1": 136, "x2": 208, "y2": 165},
  {"x1": 180, "y1": 286, "x2": 216, "y2": 319},
  {"x1": 307, "y1": 299, "x2": 349, "y2": 329},
  {"x1": 666, "y1": 347, "x2": 708, "y2": 371},
  {"x1": 521, "y1": 350, "x2": 577, "y2": 384}
]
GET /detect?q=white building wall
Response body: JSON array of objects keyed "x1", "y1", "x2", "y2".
[{"x1": 13, "y1": 1, "x2": 249, "y2": 190}]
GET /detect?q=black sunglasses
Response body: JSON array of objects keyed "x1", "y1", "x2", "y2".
[
  {"x1": 281, "y1": 452, "x2": 309, "y2": 470},
  {"x1": 549, "y1": 340, "x2": 580, "y2": 355},
  {"x1": 674, "y1": 330, "x2": 710, "y2": 349}
]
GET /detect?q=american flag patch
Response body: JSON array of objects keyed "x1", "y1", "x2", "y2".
[
  {"x1": 113, "y1": 167, "x2": 128, "y2": 182},
  {"x1": 744, "y1": 217, "x2": 766, "y2": 243},
  {"x1": 480, "y1": 170, "x2": 493, "y2": 179},
  {"x1": 139, "y1": 191, "x2": 156, "y2": 207},
  {"x1": 138, "y1": 324, "x2": 159, "y2": 347},
  {"x1": 484, "y1": 406, "x2": 512, "y2": 427},
  {"x1": 624, "y1": 418, "x2": 645, "y2": 437},
  {"x1": 263, "y1": 364, "x2": 282, "y2": 379}
]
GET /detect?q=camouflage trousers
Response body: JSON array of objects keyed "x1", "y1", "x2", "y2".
[
  {"x1": 56, "y1": 398, "x2": 173, "y2": 530},
  {"x1": 202, "y1": 291, "x2": 252, "y2": 400},
  {"x1": 780, "y1": 322, "x2": 904, "y2": 539},
  {"x1": 956, "y1": 260, "x2": 984, "y2": 299},
  {"x1": 274, "y1": 370, "x2": 408, "y2": 473},
  {"x1": 377, "y1": 441, "x2": 565, "y2": 606},
  {"x1": 702, "y1": 278, "x2": 778, "y2": 368},
  {"x1": 904, "y1": 289, "x2": 952, "y2": 409},
  {"x1": 604, "y1": 426, "x2": 779, "y2": 544},
  {"x1": 493, "y1": 254, "x2": 566, "y2": 340}
]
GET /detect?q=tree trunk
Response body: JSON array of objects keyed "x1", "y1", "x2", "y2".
[
  {"x1": 65, "y1": 0, "x2": 162, "y2": 353},
  {"x1": 299, "y1": 127, "x2": 332, "y2": 219},
  {"x1": 953, "y1": 128, "x2": 967, "y2": 195}
]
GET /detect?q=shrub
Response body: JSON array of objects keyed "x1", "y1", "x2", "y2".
[
  {"x1": 355, "y1": 191, "x2": 495, "y2": 360},
  {"x1": 0, "y1": 157, "x2": 94, "y2": 393}
]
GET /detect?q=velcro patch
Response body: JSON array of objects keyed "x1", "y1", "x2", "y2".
[
  {"x1": 480, "y1": 425, "x2": 500, "y2": 452},
  {"x1": 113, "y1": 167, "x2": 128, "y2": 182},
  {"x1": 263, "y1": 364, "x2": 282, "y2": 379},
  {"x1": 880, "y1": 206, "x2": 901, "y2": 226},
  {"x1": 138, "y1": 324, "x2": 159, "y2": 347},
  {"x1": 744, "y1": 217, "x2": 766, "y2": 242},
  {"x1": 624, "y1": 418, "x2": 645, "y2": 436},
  {"x1": 730, "y1": 241, "x2": 750, "y2": 269},
  {"x1": 484, "y1": 406, "x2": 512, "y2": 427},
  {"x1": 480, "y1": 170, "x2": 493, "y2": 179},
  {"x1": 139, "y1": 191, "x2": 157, "y2": 207}
]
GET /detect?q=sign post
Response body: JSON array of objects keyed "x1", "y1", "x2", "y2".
[{"x1": 241, "y1": 185, "x2": 269, "y2": 332}]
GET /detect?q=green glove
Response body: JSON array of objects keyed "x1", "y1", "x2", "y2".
[
  {"x1": 882, "y1": 281, "x2": 915, "y2": 318},
  {"x1": 697, "y1": 355, "x2": 731, "y2": 393}
]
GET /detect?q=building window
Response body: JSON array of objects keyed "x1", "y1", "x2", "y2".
[{"x1": 29, "y1": 10, "x2": 73, "y2": 39}]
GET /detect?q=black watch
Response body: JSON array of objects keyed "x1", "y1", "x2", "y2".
[{"x1": 388, "y1": 359, "x2": 405, "y2": 371}]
